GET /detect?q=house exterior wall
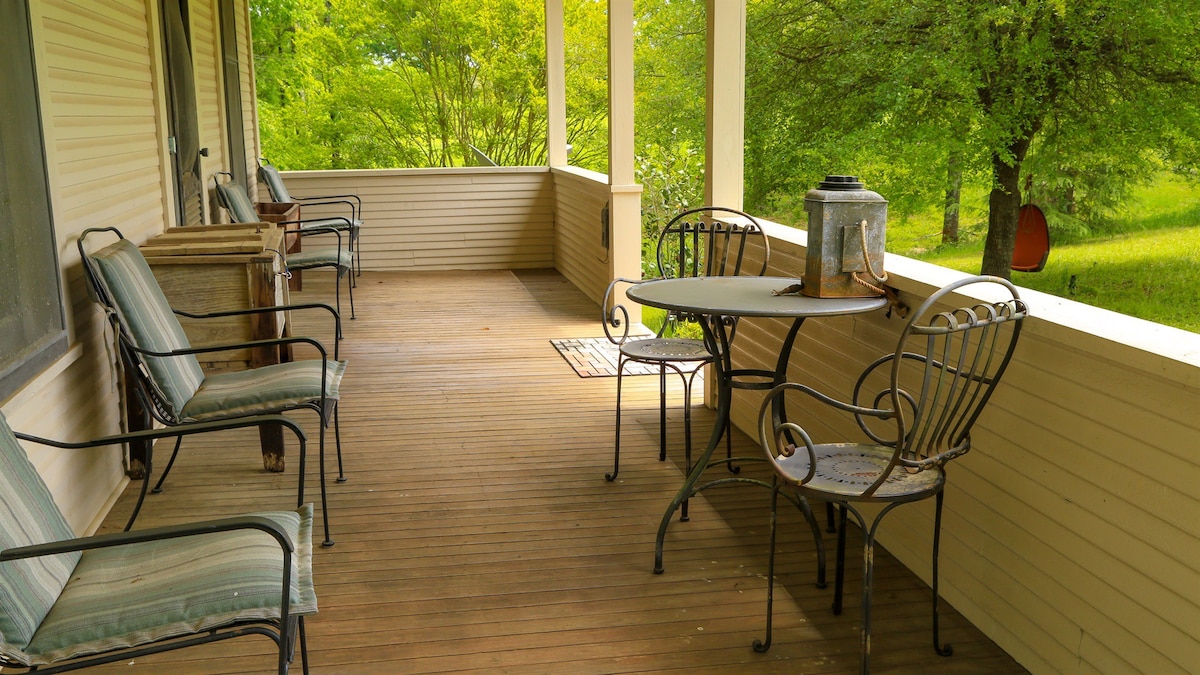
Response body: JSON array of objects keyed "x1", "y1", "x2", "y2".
[
  {"x1": 277, "y1": 167, "x2": 556, "y2": 272},
  {"x1": 550, "y1": 166, "x2": 612, "y2": 305},
  {"x1": 1, "y1": 0, "x2": 263, "y2": 535},
  {"x1": 720, "y1": 221, "x2": 1200, "y2": 674}
]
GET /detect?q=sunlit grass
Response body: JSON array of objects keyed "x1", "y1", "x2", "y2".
[
  {"x1": 918, "y1": 227, "x2": 1200, "y2": 332},
  {"x1": 887, "y1": 173, "x2": 1200, "y2": 332}
]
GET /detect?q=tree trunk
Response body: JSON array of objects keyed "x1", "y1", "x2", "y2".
[
  {"x1": 942, "y1": 152, "x2": 962, "y2": 244},
  {"x1": 981, "y1": 136, "x2": 1032, "y2": 277}
]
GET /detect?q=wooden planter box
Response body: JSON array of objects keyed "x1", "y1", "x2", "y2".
[
  {"x1": 140, "y1": 224, "x2": 292, "y2": 372},
  {"x1": 256, "y1": 201, "x2": 302, "y2": 289}
]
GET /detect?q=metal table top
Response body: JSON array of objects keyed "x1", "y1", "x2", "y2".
[{"x1": 626, "y1": 276, "x2": 888, "y2": 318}]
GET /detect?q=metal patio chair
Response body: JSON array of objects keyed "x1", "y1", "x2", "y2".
[
  {"x1": 214, "y1": 172, "x2": 356, "y2": 328},
  {"x1": 0, "y1": 411, "x2": 315, "y2": 674},
  {"x1": 752, "y1": 275, "x2": 1027, "y2": 674},
  {"x1": 258, "y1": 157, "x2": 363, "y2": 277},
  {"x1": 78, "y1": 227, "x2": 348, "y2": 547},
  {"x1": 602, "y1": 206, "x2": 770, "y2": 496}
]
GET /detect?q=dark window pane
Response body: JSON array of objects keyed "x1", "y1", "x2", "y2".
[{"x1": 0, "y1": 0, "x2": 68, "y2": 401}]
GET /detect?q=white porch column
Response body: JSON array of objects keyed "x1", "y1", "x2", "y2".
[
  {"x1": 545, "y1": 0, "x2": 568, "y2": 167},
  {"x1": 608, "y1": 0, "x2": 643, "y2": 300},
  {"x1": 705, "y1": 0, "x2": 746, "y2": 210},
  {"x1": 704, "y1": 0, "x2": 747, "y2": 406}
]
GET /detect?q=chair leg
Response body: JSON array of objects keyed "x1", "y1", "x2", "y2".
[
  {"x1": 318, "y1": 409, "x2": 334, "y2": 548},
  {"x1": 794, "y1": 495, "x2": 827, "y2": 589},
  {"x1": 299, "y1": 616, "x2": 310, "y2": 675},
  {"x1": 606, "y1": 358, "x2": 627, "y2": 481},
  {"x1": 932, "y1": 490, "x2": 953, "y2": 657},
  {"x1": 150, "y1": 434, "x2": 184, "y2": 494},
  {"x1": 124, "y1": 442, "x2": 158, "y2": 531},
  {"x1": 346, "y1": 266, "x2": 356, "y2": 319},
  {"x1": 334, "y1": 269, "x2": 346, "y2": 340},
  {"x1": 333, "y1": 403, "x2": 346, "y2": 482},
  {"x1": 296, "y1": 423, "x2": 307, "y2": 508},
  {"x1": 725, "y1": 409, "x2": 739, "y2": 474},
  {"x1": 850, "y1": 501, "x2": 902, "y2": 675},
  {"x1": 753, "y1": 477, "x2": 781, "y2": 653},
  {"x1": 826, "y1": 501, "x2": 837, "y2": 533},
  {"x1": 833, "y1": 504, "x2": 848, "y2": 615},
  {"x1": 658, "y1": 365, "x2": 668, "y2": 462}
]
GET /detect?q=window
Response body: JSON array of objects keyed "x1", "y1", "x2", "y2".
[{"x1": 0, "y1": 0, "x2": 68, "y2": 402}]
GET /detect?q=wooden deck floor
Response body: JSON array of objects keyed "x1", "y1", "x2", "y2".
[{"x1": 92, "y1": 269, "x2": 1028, "y2": 674}]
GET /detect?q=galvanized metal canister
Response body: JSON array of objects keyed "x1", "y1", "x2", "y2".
[{"x1": 802, "y1": 175, "x2": 888, "y2": 298}]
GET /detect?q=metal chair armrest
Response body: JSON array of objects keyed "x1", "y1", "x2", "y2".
[{"x1": 0, "y1": 514, "x2": 294, "y2": 562}]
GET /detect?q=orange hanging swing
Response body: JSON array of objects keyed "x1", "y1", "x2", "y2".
[{"x1": 1012, "y1": 177, "x2": 1050, "y2": 273}]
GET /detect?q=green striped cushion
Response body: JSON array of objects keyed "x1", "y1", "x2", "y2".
[
  {"x1": 258, "y1": 164, "x2": 292, "y2": 203},
  {"x1": 0, "y1": 413, "x2": 80, "y2": 655},
  {"x1": 19, "y1": 505, "x2": 317, "y2": 666},
  {"x1": 286, "y1": 248, "x2": 353, "y2": 272},
  {"x1": 216, "y1": 181, "x2": 260, "y2": 224},
  {"x1": 88, "y1": 239, "x2": 205, "y2": 420},
  {"x1": 180, "y1": 359, "x2": 347, "y2": 422}
]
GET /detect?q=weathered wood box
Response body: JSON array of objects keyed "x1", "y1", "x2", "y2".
[
  {"x1": 139, "y1": 224, "x2": 291, "y2": 372},
  {"x1": 256, "y1": 201, "x2": 303, "y2": 289}
]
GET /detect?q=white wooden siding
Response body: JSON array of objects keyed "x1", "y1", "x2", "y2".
[
  {"x1": 5, "y1": 0, "x2": 261, "y2": 535},
  {"x1": 237, "y1": 0, "x2": 259, "y2": 201},
  {"x1": 3, "y1": 0, "x2": 175, "y2": 534},
  {"x1": 190, "y1": 0, "x2": 227, "y2": 220},
  {"x1": 715, "y1": 222, "x2": 1200, "y2": 674},
  {"x1": 550, "y1": 167, "x2": 612, "y2": 305},
  {"x1": 276, "y1": 167, "x2": 556, "y2": 271}
]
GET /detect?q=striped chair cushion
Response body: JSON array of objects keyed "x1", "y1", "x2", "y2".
[
  {"x1": 286, "y1": 248, "x2": 353, "y2": 272},
  {"x1": 0, "y1": 414, "x2": 80, "y2": 655},
  {"x1": 88, "y1": 239, "x2": 205, "y2": 420},
  {"x1": 215, "y1": 180, "x2": 260, "y2": 224},
  {"x1": 257, "y1": 164, "x2": 293, "y2": 203},
  {"x1": 180, "y1": 359, "x2": 347, "y2": 422},
  {"x1": 18, "y1": 505, "x2": 317, "y2": 666}
]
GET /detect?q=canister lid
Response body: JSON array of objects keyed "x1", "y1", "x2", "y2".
[{"x1": 818, "y1": 175, "x2": 865, "y2": 190}]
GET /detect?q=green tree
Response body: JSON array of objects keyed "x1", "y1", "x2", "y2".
[
  {"x1": 746, "y1": 0, "x2": 1200, "y2": 277},
  {"x1": 253, "y1": 0, "x2": 609, "y2": 169}
]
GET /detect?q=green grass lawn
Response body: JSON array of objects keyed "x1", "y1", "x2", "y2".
[
  {"x1": 916, "y1": 227, "x2": 1200, "y2": 332},
  {"x1": 906, "y1": 174, "x2": 1200, "y2": 332}
]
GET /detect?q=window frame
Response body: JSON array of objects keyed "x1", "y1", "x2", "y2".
[{"x1": 0, "y1": 0, "x2": 69, "y2": 403}]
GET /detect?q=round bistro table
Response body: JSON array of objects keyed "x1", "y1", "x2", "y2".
[{"x1": 626, "y1": 276, "x2": 888, "y2": 573}]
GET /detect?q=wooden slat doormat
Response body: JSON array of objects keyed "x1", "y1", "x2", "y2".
[{"x1": 550, "y1": 337, "x2": 664, "y2": 377}]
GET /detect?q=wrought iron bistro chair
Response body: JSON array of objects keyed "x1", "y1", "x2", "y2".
[
  {"x1": 752, "y1": 276, "x2": 1027, "y2": 673},
  {"x1": 0, "y1": 412, "x2": 315, "y2": 674},
  {"x1": 214, "y1": 172, "x2": 356, "y2": 328},
  {"x1": 602, "y1": 206, "x2": 769, "y2": 491},
  {"x1": 78, "y1": 227, "x2": 348, "y2": 547},
  {"x1": 258, "y1": 157, "x2": 364, "y2": 277}
]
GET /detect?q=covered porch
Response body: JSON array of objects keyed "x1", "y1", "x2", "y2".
[{"x1": 88, "y1": 269, "x2": 1026, "y2": 673}]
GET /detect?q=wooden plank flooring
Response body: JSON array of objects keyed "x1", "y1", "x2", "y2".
[{"x1": 89, "y1": 269, "x2": 1028, "y2": 674}]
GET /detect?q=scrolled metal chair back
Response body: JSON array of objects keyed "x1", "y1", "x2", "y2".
[
  {"x1": 851, "y1": 276, "x2": 1027, "y2": 495},
  {"x1": 655, "y1": 206, "x2": 769, "y2": 280}
]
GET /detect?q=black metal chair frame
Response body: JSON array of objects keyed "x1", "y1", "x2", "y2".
[
  {"x1": 213, "y1": 172, "x2": 356, "y2": 331},
  {"x1": 78, "y1": 227, "x2": 346, "y2": 547},
  {"x1": 258, "y1": 157, "x2": 364, "y2": 277},
  {"x1": 4, "y1": 416, "x2": 309, "y2": 674},
  {"x1": 602, "y1": 206, "x2": 770, "y2": 519},
  {"x1": 752, "y1": 275, "x2": 1027, "y2": 674}
]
